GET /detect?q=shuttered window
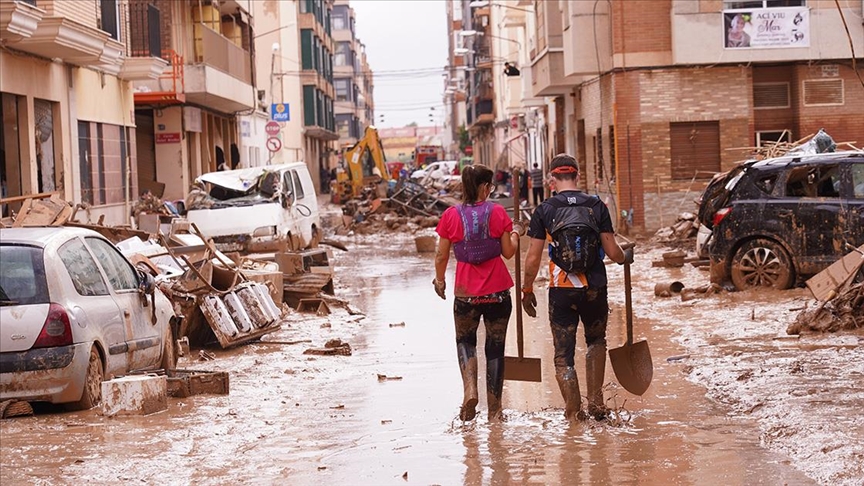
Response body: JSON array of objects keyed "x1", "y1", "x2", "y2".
[
  {"x1": 670, "y1": 121, "x2": 721, "y2": 180},
  {"x1": 803, "y1": 79, "x2": 844, "y2": 106},
  {"x1": 753, "y1": 82, "x2": 790, "y2": 109},
  {"x1": 303, "y1": 86, "x2": 316, "y2": 126},
  {"x1": 301, "y1": 30, "x2": 313, "y2": 70}
]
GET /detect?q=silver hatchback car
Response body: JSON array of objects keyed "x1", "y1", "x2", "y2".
[{"x1": 0, "y1": 227, "x2": 177, "y2": 410}]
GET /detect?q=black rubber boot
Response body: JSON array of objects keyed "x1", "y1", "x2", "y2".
[
  {"x1": 457, "y1": 343, "x2": 479, "y2": 421},
  {"x1": 486, "y1": 357, "x2": 505, "y2": 421},
  {"x1": 555, "y1": 366, "x2": 585, "y2": 422},
  {"x1": 586, "y1": 344, "x2": 608, "y2": 421}
]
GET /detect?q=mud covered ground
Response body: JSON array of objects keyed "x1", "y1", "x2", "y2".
[{"x1": 0, "y1": 205, "x2": 862, "y2": 485}]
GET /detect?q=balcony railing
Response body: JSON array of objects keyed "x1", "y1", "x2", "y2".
[
  {"x1": 195, "y1": 25, "x2": 251, "y2": 84},
  {"x1": 128, "y1": 1, "x2": 162, "y2": 58}
]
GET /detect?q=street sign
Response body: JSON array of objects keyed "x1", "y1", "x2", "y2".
[
  {"x1": 266, "y1": 137, "x2": 282, "y2": 152},
  {"x1": 271, "y1": 103, "x2": 290, "y2": 122},
  {"x1": 265, "y1": 121, "x2": 281, "y2": 136}
]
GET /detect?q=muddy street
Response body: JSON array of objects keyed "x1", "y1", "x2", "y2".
[{"x1": 2, "y1": 230, "x2": 862, "y2": 484}]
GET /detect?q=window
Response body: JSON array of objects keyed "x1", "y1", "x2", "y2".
[
  {"x1": 335, "y1": 42, "x2": 350, "y2": 67},
  {"x1": 59, "y1": 239, "x2": 109, "y2": 297},
  {"x1": 595, "y1": 128, "x2": 604, "y2": 181},
  {"x1": 785, "y1": 165, "x2": 841, "y2": 198},
  {"x1": 78, "y1": 121, "x2": 131, "y2": 206},
  {"x1": 803, "y1": 79, "x2": 844, "y2": 106},
  {"x1": 756, "y1": 130, "x2": 791, "y2": 147},
  {"x1": 291, "y1": 171, "x2": 305, "y2": 200},
  {"x1": 100, "y1": 0, "x2": 120, "y2": 41},
  {"x1": 753, "y1": 83, "x2": 790, "y2": 109},
  {"x1": 852, "y1": 164, "x2": 864, "y2": 198},
  {"x1": 332, "y1": 6, "x2": 348, "y2": 30},
  {"x1": 754, "y1": 174, "x2": 779, "y2": 194},
  {"x1": 86, "y1": 238, "x2": 138, "y2": 291},
  {"x1": 303, "y1": 86, "x2": 316, "y2": 126},
  {"x1": 335, "y1": 79, "x2": 351, "y2": 102},
  {"x1": 336, "y1": 114, "x2": 351, "y2": 138},
  {"x1": 724, "y1": 1, "x2": 805, "y2": 8},
  {"x1": 0, "y1": 245, "x2": 49, "y2": 306},
  {"x1": 669, "y1": 121, "x2": 721, "y2": 180}
]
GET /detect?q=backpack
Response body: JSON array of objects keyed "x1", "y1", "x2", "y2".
[
  {"x1": 546, "y1": 195, "x2": 601, "y2": 273},
  {"x1": 452, "y1": 202, "x2": 502, "y2": 265}
]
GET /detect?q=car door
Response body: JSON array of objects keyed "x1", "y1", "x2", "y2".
[
  {"x1": 782, "y1": 162, "x2": 846, "y2": 274},
  {"x1": 56, "y1": 237, "x2": 130, "y2": 377},
  {"x1": 84, "y1": 237, "x2": 160, "y2": 371},
  {"x1": 847, "y1": 160, "x2": 864, "y2": 247}
]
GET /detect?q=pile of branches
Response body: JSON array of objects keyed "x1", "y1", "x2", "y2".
[{"x1": 788, "y1": 282, "x2": 864, "y2": 334}]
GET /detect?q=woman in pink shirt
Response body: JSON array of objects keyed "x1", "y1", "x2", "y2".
[{"x1": 433, "y1": 165, "x2": 524, "y2": 421}]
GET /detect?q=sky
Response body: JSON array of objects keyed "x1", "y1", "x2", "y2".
[{"x1": 350, "y1": 0, "x2": 449, "y2": 128}]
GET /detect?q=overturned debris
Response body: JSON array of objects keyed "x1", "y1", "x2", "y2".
[
  {"x1": 303, "y1": 338, "x2": 352, "y2": 356},
  {"x1": 788, "y1": 282, "x2": 864, "y2": 334}
]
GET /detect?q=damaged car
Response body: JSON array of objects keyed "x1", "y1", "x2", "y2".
[
  {"x1": 698, "y1": 150, "x2": 864, "y2": 290},
  {"x1": 0, "y1": 227, "x2": 178, "y2": 410},
  {"x1": 185, "y1": 162, "x2": 321, "y2": 253}
]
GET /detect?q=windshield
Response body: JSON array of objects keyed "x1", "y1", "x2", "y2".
[{"x1": 0, "y1": 245, "x2": 49, "y2": 306}]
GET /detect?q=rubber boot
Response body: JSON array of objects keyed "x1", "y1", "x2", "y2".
[
  {"x1": 486, "y1": 357, "x2": 505, "y2": 421},
  {"x1": 457, "y1": 343, "x2": 479, "y2": 421},
  {"x1": 586, "y1": 344, "x2": 608, "y2": 421},
  {"x1": 554, "y1": 366, "x2": 584, "y2": 422}
]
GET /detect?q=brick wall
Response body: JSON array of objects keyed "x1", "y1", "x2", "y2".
[
  {"x1": 44, "y1": 0, "x2": 99, "y2": 30},
  {"x1": 796, "y1": 63, "x2": 864, "y2": 146},
  {"x1": 613, "y1": 0, "x2": 671, "y2": 55}
]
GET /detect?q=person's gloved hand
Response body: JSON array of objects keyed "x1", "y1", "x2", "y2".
[
  {"x1": 512, "y1": 221, "x2": 527, "y2": 237},
  {"x1": 433, "y1": 278, "x2": 446, "y2": 300},
  {"x1": 622, "y1": 247, "x2": 634, "y2": 265},
  {"x1": 521, "y1": 289, "x2": 537, "y2": 318}
]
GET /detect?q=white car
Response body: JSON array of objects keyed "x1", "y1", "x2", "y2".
[
  {"x1": 411, "y1": 161, "x2": 458, "y2": 182},
  {"x1": 0, "y1": 227, "x2": 177, "y2": 410}
]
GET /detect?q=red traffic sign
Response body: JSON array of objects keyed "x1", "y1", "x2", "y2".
[
  {"x1": 265, "y1": 121, "x2": 281, "y2": 136},
  {"x1": 266, "y1": 137, "x2": 282, "y2": 152}
]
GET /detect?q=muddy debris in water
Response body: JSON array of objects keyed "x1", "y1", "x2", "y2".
[
  {"x1": 0, "y1": 400, "x2": 34, "y2": 419},
  {"x1": 377, "y1": 374, "x2": 403, "y2": 382},
  {"x1": 389, "y1": 321, "x2": 406, "y2": 328},
  {"x1": 303, "y1": 338, "x2": 352, "y2": 356},
  {"x1": 680, "y1": 283, "x2": 724, "y2": 302},
  {"x1": 787, "y1": 282, "x2": 864, "y2": 334},
  {"x1": 197, "y1": 350, "x2": 217, "y2": 361}
]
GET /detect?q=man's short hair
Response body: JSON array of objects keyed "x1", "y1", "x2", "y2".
[{"x1": 549, "y1": 154, "x2": 579, "y2": 180}]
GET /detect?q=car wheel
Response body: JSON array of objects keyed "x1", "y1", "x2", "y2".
[
  {"x1": 160, "y1": 324, "x2": 178, "y2": 370},
  {"x1": 730, "y1": 238, "x2": 794, "y2": 290},
  {"x1": 68, "y1": 348, "x2": 103, "y2": 411}
]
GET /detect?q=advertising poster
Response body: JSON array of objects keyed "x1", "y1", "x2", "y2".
[{"x1": 723, "y1": 7, "x2": 809, "y2": 49}]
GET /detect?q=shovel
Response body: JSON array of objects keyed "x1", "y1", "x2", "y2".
[
  {"x1": 609, "y1": 255, "x2": 653, "y2": 395},
  {"x1": 504, "y1": 169, "x2": 542, "y2": 382}
]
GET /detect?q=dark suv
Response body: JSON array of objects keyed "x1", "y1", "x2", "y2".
[{"x1": 698, "y1": 151, "x2": 864, "y2": 290}]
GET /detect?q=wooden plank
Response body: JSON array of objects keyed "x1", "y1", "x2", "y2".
[
  {"x1": 11, "y1": 198, "x2": 33, "y2": 227},
  {"x1": 806, "y1": 244, "x2": 864, "y2": 301},
  {"x1": 0, "y1": 192, "x2": 56, "y2": 205}
]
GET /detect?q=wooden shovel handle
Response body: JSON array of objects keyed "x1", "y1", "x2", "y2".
[
  {"x1": 624, "y1": 260, "x2": 634, "y2": 346},
  {"x1": 512, "y1": 169, "x2": 524, "y2": 359}
]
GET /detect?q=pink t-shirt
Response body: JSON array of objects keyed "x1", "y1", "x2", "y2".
[{"x1": 436, "y1": 203, "x2": 514, "y2": 297}]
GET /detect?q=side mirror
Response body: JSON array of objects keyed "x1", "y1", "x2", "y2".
[{"x1": 138, "y1": 270, "x2": 156, "y2": 295}]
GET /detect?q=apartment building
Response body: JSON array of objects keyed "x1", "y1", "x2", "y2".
[
  {"x1": 253, "y1": 0, "x2": 339, "y2": 193},
  {"x1": 1, "y1": 0, "x2": 168, "y2": 223},
  {"x1": 524, "y1": 0, "x2": 864, "y2": 232},
  {"x1": 331, "y1": 0, "x2": 374, "y2": 149}
]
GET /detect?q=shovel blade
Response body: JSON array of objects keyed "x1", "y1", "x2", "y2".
[
  {"x1": 503, "y1": 356, "x2": 542, "y2": 382},
  {"x1": 609, "y1": 340, "x2": 653, "y2": 396}
]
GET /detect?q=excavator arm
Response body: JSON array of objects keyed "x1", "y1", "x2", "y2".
[{"x1": 340, "y1": 126, "x2": 389, "y2": 198}]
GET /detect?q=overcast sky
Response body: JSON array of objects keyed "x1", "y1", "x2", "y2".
[{"x1": 350, "y1": 0, "x2": 448, "y2": 128}]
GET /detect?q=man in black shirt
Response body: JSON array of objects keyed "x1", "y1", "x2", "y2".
[{"x1": 520, "y1": 154, "x2": 632, "y2": 421}]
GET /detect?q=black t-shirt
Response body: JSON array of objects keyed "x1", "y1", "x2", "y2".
[{"x1": 527, "y1": 190, "x2": 614, "y2": 288}]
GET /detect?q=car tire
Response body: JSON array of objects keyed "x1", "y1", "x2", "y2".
[
  {"x1": 68, "y1": 347, "x2": 103, "y2": 411},
  {"x1": 730, "y1": 238, "x2": 794, "y2": 290},
  {"x1": 160, "y1": 325, "x2": 178, "y2": 371}
]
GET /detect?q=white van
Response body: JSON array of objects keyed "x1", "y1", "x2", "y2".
[{"x1": 185, "y1": 163, "x2": 320, "y2": 252}]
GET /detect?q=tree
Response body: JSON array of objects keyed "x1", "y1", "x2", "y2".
[{"x1": 458, "y1": 125, "x2": 470, "y2": 153}]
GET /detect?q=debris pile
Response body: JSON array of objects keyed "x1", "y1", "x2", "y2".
[
  {"x1": 788, "y1": 282, "x2": 864, "y2": 334},
  {"x1": 729, "y1": 128, "x2": 859, "y2": 160},
  {"x1": 653, "y1": 212, "x2": 700, "y2": 243}
]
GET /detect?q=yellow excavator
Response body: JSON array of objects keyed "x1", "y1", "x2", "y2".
[{"x1": 334, "y1": 125, "x2": 390, "y2": 202}]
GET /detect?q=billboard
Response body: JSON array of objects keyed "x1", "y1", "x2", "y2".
[{"x1": 723, "y1": 7, "x2": 809, "y2": 49}]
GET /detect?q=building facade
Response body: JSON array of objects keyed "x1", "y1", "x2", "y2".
[
  {"x1": 452, "y1": 0, "x2": 864, "y2": 233},
  {"x1": 331, "y1": 0, "x2": 374, "y2": 150},
  {"x1": 1, "y1": 0, "x2": 167, "y2": 224}
]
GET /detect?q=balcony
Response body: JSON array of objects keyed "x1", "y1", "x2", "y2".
[
  {"x1": 469, "y1": 99, "x2": 494, "y2": 129},
  {"x1": 186, "y1": 25, "x2": 254, "y2": 112},
  {"x1": 0, "y1": 0, "x2": 43, "y2": 43},
  {"x1": 530, "y1": 49, "x2": 571, "y2": 97},
  {"x1": 120, "y1": 1, "x2": 167, "y2": 81},
  {"x1": 4, "y1": 15, "x2": 126, "y2": 71}
]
